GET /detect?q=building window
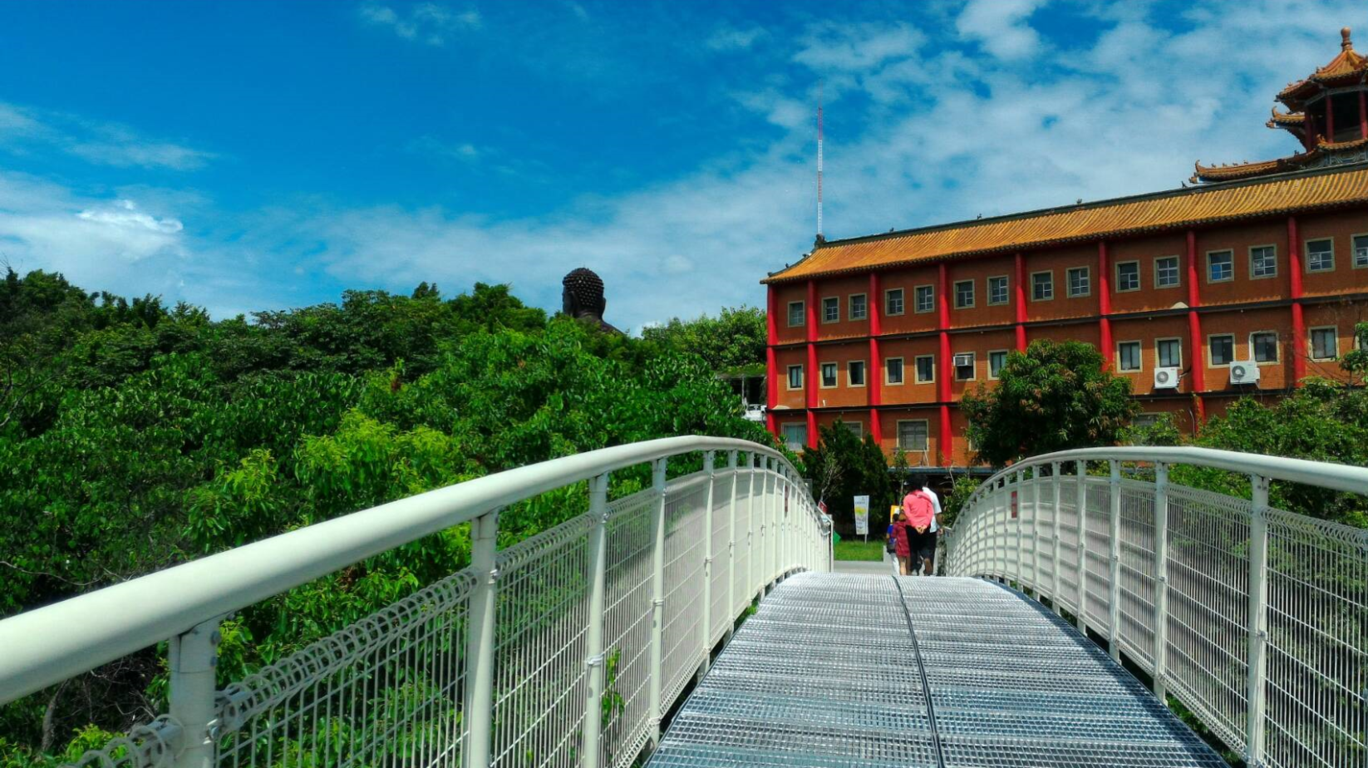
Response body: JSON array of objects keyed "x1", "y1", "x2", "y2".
[
  {"x1": 1207, "y1": 250, "x2": 1234, "y2": 283},
  {"x1": 786, "y1": 365, "x2": 803, "y2": 390},
  {"x1": 1250, "y1": 245, "x2": 1277, "y2": 279},
  {"x1": 787, "y1": 301, "x2": 804, "y2": 327},
  {"x1": 849, "y1": 293, "x2": 867, "y2": 321},
  {"x1": 1306, "y1": 238, "x2": 1334, "y2": 272},
  {"x1": 1209, "y1": 334, "x2": 1235, "y2": 367},
  {"x1": 848, "y1": 360, "x2": 866, "y2": 387},
  {"x1": 953, "y1": 352, "x2": 976, "y2": 381},
  {"x1": 1067, "y1": 267, "x2": 1090, "y2": 298},
  {"x1": 988, "y1": 275, "x2": 1009, "y2": 306},
  {"x1": 1251, "y1": 332, "x2": 1279, "y2": 364},
  {"x1": 1032, "y1": 271, "x2": 1054, "y2": 301},
  {"x1": 885, "y1": 288, "x2": 905, "y2": 316},
  {"x1": 1115, "y1": 261, "x2": 1140, "y2": 292},
  {"x1": 1117, "y1": 341, "x2": 1142, "y2": 372},
  {"x1": 897, "y1": 420, "x2": 928, "y2": 452},
  {"x1": 1134, "y1": 413, "x2": 1161, "y2": 429},
  {"x1": 1155, "y1": 256, "x2": 1180, "y2": 288},
  {"x1": 914, "y1": 355, "x2": 935, "y2": 384},
  {"x1": 820, "y1": 362, "x2": 838, "y2": 387},
  {"x1": 781, "y1": 423, "x2": 807, "y2": 451},
  {"x1": 885, "y1": 357, "x2": 904, "y2": 385},
  {"x1": 914, "y1": 285, "x2": 935, "y2": 313},
  {"x1": 954, "y1": 280, "x2": 975, "y2": 309},
  {"x1": 1354, "y1": 234, "x2": 1368, "y2": 269},
  {"x1": 822, "y1": 297, "x2": 839, "y2": 323},
  {"x1": 1311, "y1": 327, "x2": 1339, "y2": 361},
  {"x1": 839, "y1": 420, "x2": 862, "y2": 438},
  {"x1": 988, "y1": 350, "x2": 1008, "y2": 379},
  {"x1": 1157, "y1": 338, "x2": 1182, "y2": 368}
]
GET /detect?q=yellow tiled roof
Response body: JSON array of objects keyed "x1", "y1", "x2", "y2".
[{"x1": 763, "y1": 165, "x2": 1368, "y2": 284}]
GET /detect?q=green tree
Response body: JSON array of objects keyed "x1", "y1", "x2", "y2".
[
  {"x1": 801, "y1": 422, "x2": 893, "y2": 536},
  {"x1": 961, "y1": 340, "x2": 1139, "y2": 467},
  {"x1": 640, "y1": 306, "x2": 766, "y2": 375}
]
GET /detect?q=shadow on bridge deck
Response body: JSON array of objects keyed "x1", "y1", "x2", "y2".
[{"x1": 647, "y1": 572, "x2": 1228, "y2": 768}]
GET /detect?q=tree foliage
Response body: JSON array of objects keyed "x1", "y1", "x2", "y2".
[
  {"x1": 800, "y1": 422, "x2": 894, "y2": 537},
  {"x1": 962, "y1": 340, "x2": 1139, "y2": 467},
  {"x1": 640, "y1": 306, "x2": 767, "y2": 375}
]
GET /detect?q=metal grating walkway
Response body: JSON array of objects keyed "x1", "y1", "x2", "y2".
[{"x1": 647, "y1": 573, "x2": 1229, "y2": 768}]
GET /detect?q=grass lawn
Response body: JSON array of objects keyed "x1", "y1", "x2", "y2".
[{"x1": 833, "y1": 539, "x2": 888, "y2": 562}]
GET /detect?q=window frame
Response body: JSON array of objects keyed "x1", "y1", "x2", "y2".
[
  {"x1": 884, "y1": 287, "x2": 905, "y2": 317},
  {"x1": 848, "y1": 292, "x2": 868, "y2": 321},
  {"x1": 1114, "y1": 260, "x2": 1141, "y2": 293},
  {"x1": 1066, "y1": 266, "x2": 1091, "y2": 298},
  {"x1": 1116, "y1": 340, "x2": 1142, "y2": 372},
  {"x1": 1207, "y1": 333, "x2": 1236, "y2": 368},
  {"x1": 1249, "y1": 330, "x2": 1280, "y2": 366},
  {"x1": 987, "y1": 275, "x2": 1010, "y2": 306},
  {"x1": 785, "y1": 364, "x2": 804, "y2": 391},
  {"x1": 1206, "y1": 249, "x2": 1235, "y2": 284},
  {"x1": 914, "y1": 284, "x2": 935, "y2": 314},
  {"x1": 953, "y1": 279, "x2": 975, "y2": 309},
  {"x1": 786, "y1": 300, "x2": 805, "y2": 328},
  {"x1": 987, "y1": 349, "x2": 1008, "y2": 380},
  {"x1": 821, "y1": 296, "x2": 839, "y2": 324},
  {"x1": 1030, "y1": 270, "x2": 1054, "y2": 302},
  {"x1": 896, "y1": 419, "x2": 929, "y2": 452},
  {"x1": 847, "y1": 360, "x2": 867, "y2": 388},
  {"x1": 1305, "y1": 237, "x2": 1335, "y2": 273},
  {"x1": 1155, "y1": 336, "x2": 1183, "y2": 369},
  {"x1": 1353, "y1": 232, "x2": 1368, "y2": 270},
  {"x1": 780, "y1": 423, "x2": 808, "y2": 451},
  {"x1": 819, "y1": 361, "x2": 839, "y2": 388},
  {"x1": 884, "y1": 356, "x2": 905, "y2": 385},
  {"x1": 914, "y1": 354, "x2": 936, "y2": 384},
  {"x1": 953, "y1": 351, "x2": 977, "y2": 382},
  {"x1": 839, "y1": 420, "x2": 863, "y2": 438},
  {"x1": 1154, "y1": 255, "x2": 1181, "y2": 289},
  {"x1": 1249, "y1": 244, "x2": 1278, "y2": 280},
  {"x1": 1309, "y1": 325, "x2": 1339, "y2": 361}
]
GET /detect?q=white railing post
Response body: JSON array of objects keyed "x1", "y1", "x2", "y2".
[
  {"x1": 169, "y1": 617, "x2": 222, "y2": 768},
  {"x1": 770, "y1": 460, "x2": 780, "y2": 586},
  {"x1": 580, "y1": 478, "x2": 610, "y2": 768},
  {"x1": 725, "y1": 451, "x2": 738, "y2": 641},
  {"x1": 1031, "y1": 466, "x2": 1042, "y2": 593},
  {"x1": 997, "y1": 478, "x2": 1007, "y2": 580},
  {"x1": 1153, "y1": 462, "x2": 1170, "y2": 701},
  {"x1": 648, "y1": 458, "x2": 668, "y2": 743},
  {"x1": 760, "y1": 458, "x2": 771, "y2": 590},
  {"x1": 1247, "y1": 474, "x2": 1270, "y2": 767},
  {"x1": 1108, "y1": 459, "x2": 1123, "y2": 661},
  {"x1": 464, "y1": 508, "x2": 501, "y2": 768},
  {"x1": 1075, "y1": 460, "x2": 1087, "y2": 632},
  {"x1": 1014, "y1": 469, "x2": 1024, "y2": 584},
  {"x1": 698, "y1": 451, "x2": 715, "y2": 681},
  {"x1": 746, "y1": 454, "x2": 757, "y2": 603},
  {"x1": 1051, "y1": 461, "x2": 1063, "y2": 615}
]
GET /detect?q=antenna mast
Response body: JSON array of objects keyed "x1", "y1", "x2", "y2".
[{"x1": 816, "y1": 81, "x2": 824, "y2": 240}]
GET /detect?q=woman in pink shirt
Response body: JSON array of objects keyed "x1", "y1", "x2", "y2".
[{"x1": 902, "y1": 474, "x2": 937, "y2": 576}]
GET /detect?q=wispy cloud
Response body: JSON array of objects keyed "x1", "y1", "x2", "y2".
[
  {"x1": 0, "y1": 102, "x2": 214, "y2": 170},
  {"x1": 360, "y1": 2, "x2": 481, "y2": 45},
  {"x1": 706, "y1": 23, "x2": 767, "y2": 52},
  {"x1": 955, "y1": 0, "x2": 1047, "y2": 61}
]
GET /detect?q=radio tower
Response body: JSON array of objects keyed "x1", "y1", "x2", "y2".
[{"x1": 816, "y1": 81, "x2": 824, "y2": 241}]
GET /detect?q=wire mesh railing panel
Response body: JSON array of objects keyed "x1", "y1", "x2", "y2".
[
  {"x1": 1083, "y1": 478, "x2": 1112, "y2": 631},
  {"x1": 1117, "y1": 480, "x2": 1157, "y2": 669},
  {"x1": 708, "y1": 472, "x2": 735, "y2": 645},
  {"x1": 1263, "y1": 507, "x2": 1368, "y2": 768},
  {"x1": 1034, "y1": 478, "x2": 1057, "y2": 600},
  {"x1": 1164, "y1": 485, "x2": 1251, "y2": 753},
  {"x1": 660, "y1": 476, "x2": 709, "y2": 715},
  {"x1": 491, "y1": 516, "x2": 593, "y2": 768},
  {"x1": 1055, "y1": 482, "x2": 1081, "y2": 615},
  {"x1": 730, "y1": 475, "x2": 753, "y2": 618},
  {"x1": 213, "y1": 568, "x2": 477, "y2": 768},
  {"x1": 601, "y1": 489, "x2": 656, "y2": 768}
]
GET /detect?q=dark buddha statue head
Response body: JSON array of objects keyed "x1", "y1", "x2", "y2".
[{"x1": 561, "y1": 267, "x2": 622, "y2": 334}]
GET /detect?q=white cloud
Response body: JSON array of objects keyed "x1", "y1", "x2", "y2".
[
  {"x1": 77, "y1": 199, "x2": 184, "y2": 236},
  {"x1": 706, "y1": 24, "x2": 767, "y2": 52},
  {"x1": 0, "y1": 102, "x2": 213, "y2": 170},
  {"x1": 360, "y1": 2, "x2": 481, "y2": 45},
  {"x1": 956, "y1": 0, "x2": 1047, "y2": 61}
]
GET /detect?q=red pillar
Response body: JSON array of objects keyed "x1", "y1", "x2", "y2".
[
  {"x1": 1326, "y1": 94, "x2": 1335, "y2": 141},
  {"x1": 1288, "y1": 216, "x2": 1307, "y2": 387},
  {"x1": 1359, "y1": 90, "x2": 1366, "y2": 139},
  {"x1": 805, "y1": 281, "x2": 819, "y2": 448},
  {"x1": 1013, "y1": 252, "x2": 1027, "y2": 351},
  {"x1": 868, "y1": 272, "x2": 883, "y2": 446},
  {"x1": 1185, "y1": 230, "x2": 1206, "y2": 422},
  {"x1": 765, "y1": 286, "x2": 778, "y2": 436},
  {"x1": 1098, "y1": 242, "x2": 1113, "y2": 370},
  {"x1": 937, "y1": 263, "x2": 952, "y2": 466}
]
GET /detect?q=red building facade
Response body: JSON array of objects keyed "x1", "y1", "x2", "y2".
[{"x1": 763, "y1": 30, "x2": 1368, "y2": 468}]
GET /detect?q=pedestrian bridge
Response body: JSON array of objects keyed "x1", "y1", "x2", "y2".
[{"x1": 0, "y1": 438, "x2": 1364, "y2": 768}]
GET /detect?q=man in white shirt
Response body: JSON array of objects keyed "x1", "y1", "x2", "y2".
[{"x1": 920, "y1": 477, "x2": 942, "y2": 575}]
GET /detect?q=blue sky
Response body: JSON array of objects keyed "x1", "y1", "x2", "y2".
[{"x1": 0, "y1": 0, "x2": 1362, "y2": 329}]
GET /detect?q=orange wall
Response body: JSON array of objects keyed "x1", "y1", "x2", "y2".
[
  {"x1": 879, "y1": 337, "x2": 940, "y2": 405},
  {"x1": 878, "y1": 265, "x2": 939, "y2": 336},
  {"x1": 774, "y1": 346, "x2": 808, "y2": 410},
  {"x1": 1299, "y1": 211, "x2": 1368, "y2": 299},
  {"x1": 1109, "y1": 232, "x2": 1188, "y2": 314},
  {"x1": 1023, "y1": 245, "x2": 1097, "y2": 324},
  {"x1": 812, "y1": 341, "x2": 869, "y2": 409},
  {"x1": 773, "y1": 282, "x2": 808, "y2": 345}
]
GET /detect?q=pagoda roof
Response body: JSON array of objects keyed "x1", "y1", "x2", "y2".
[
  {"x1": 1266, "y1": 108, "x2": 1305, "y2": 128},
  {"x1": 762, "y1": 164, "x2": 1368, "y2": 285},
  {"x1": 1192, "y1": 136, "x2": 1368, "y2": 182},
  {"x1": 1278, "y1": 27, "x2": 1368, "y2": 108}
]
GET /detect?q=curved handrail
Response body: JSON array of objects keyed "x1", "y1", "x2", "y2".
[{"x1": 0, "y1": 435, "x2": 811, "y2": 705}]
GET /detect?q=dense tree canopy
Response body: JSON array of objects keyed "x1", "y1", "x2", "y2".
[
  {"x1": 639, "y1": 306, "x2": 766, "y2": 375},
  {"x1": 801, "y1": 422, "x2": 895, "y2": 537}
]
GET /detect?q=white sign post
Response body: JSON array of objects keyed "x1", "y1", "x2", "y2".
[{"x1": 853, "y1": 495, "x2": 870, "y2": 542}]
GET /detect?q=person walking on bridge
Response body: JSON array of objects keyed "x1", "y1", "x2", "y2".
[{"x1": 902, "y1": 475, "x2": 937, "y2": 576}]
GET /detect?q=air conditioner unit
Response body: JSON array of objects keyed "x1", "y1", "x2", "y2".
[
  {"x1": 953, "y1": 353, "x2": 974, "y2": 368},
  {"x1": 1153, "y1": 367, "x2": 1180, "y2": 390},
  {"x1": 1229, "y1": 362, "x2": 1261, "y2": 386}
]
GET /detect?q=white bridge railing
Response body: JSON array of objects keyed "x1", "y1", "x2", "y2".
[
  {"x1": 945, "y1": 446, "x2": 1368, "y2": 768},
  {"x1": 0, "y1": 436, "x2": 831, "y2": 768}
]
